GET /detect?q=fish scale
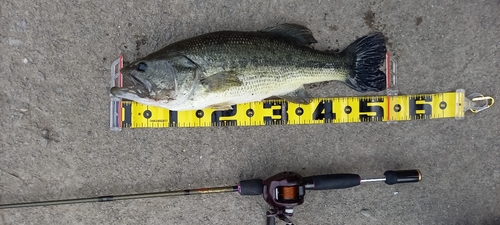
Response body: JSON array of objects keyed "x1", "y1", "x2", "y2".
[
  {"x1": 185, "y1": 33, "x2": 348, "y2": 73},
  {"x1": 111, "y1": 24, "x2": 387, "y2": 111}
]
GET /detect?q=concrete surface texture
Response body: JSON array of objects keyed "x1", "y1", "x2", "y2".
[{"x1": 1, "y1": 0, "x2": 499, "y2": 224}]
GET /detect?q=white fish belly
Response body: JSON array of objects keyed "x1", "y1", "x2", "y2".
[{"x1": 167, "y1": 68, "x2": 348, "y2": 111}]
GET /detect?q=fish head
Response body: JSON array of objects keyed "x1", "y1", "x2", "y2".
[{"x1": 110, "y1": 59, "x2": 178, "y2": 103}]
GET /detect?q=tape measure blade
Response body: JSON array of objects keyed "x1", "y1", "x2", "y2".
[{"x1": 119, "y1": 91, "x2": 469, "y2": 128}]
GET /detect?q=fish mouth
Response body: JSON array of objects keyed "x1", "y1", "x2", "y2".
[
  {"x1": 110, "y1": 87, "x2": 145, "y2": 100},
  {"x1": 110, "y1": 87, "x2": 164, "y2": 107},
  {"x1": 110, "y1": 72, "x2": 154, "y2": 100},
  {"x1": 128, "y1": 73, "x2": 153, "y2": 95}
]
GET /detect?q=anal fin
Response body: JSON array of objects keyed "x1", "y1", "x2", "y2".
[
  {"x1": 277, "y1": 86, "x2": 311, "y2": 104},
  {"x1": 207, "y1": 103, "x2": 234, "y2": 111}
]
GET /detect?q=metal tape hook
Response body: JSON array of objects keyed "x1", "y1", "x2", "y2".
[{"x1": 464, "y1": 92, "x2": 494, "y2": 113}]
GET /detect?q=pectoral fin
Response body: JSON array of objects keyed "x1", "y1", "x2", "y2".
[
  {"x1": 200, "y1": 71, "x2": 243, "y2": 92},
  {"x1": 277, "y1": 86, "x2": 311, "y2": 104}
]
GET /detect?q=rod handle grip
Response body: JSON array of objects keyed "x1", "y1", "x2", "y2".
[
  {"x1": 238, "y1": 179, "x2": 263, "y2": 195},
  {"x1": 305, "y1": 174, "x2": 361, "y2": 190}
]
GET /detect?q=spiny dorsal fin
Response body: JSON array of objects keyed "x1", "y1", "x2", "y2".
[{"x1": 260, "y1": 23, "x2": 318, "y2": 46}]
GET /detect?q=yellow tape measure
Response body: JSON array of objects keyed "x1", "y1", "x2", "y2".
[{"x1": 109, "y1": 54, "x2": 493, "y2": 130}]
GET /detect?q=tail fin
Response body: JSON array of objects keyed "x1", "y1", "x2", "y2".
[{"x1": 342, "y1": 32, "x2": 387, "y2": 92}]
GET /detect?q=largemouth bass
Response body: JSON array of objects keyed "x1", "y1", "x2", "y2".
[{"x1": 110, "y1": 24, "x2": 387, "y2": 111}]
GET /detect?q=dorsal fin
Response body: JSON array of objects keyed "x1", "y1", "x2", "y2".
[{"x1": 260, "y1": 23, "x2": 318, "y2": 46}]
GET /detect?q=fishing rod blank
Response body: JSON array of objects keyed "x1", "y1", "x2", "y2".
[{"x1": 0, "y1": 186, "x2": 239, "y2": 209}]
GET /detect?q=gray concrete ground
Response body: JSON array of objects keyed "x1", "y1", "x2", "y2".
[{"x1": 1, "y1": 0, "x2": 499, "y2": 224}]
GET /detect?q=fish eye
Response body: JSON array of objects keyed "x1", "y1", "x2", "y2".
[{"x1": 137, "y1": 62, "x2": 147, "y2": 72}]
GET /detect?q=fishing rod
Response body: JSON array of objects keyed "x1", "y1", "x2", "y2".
[{"x1": 0, "y1": 169, "x2": 421, "y2": 225}]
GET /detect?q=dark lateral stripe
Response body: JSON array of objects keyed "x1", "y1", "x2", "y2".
[{"x1": 184, "y1": 190, "x2": 190, "y2": 195}]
